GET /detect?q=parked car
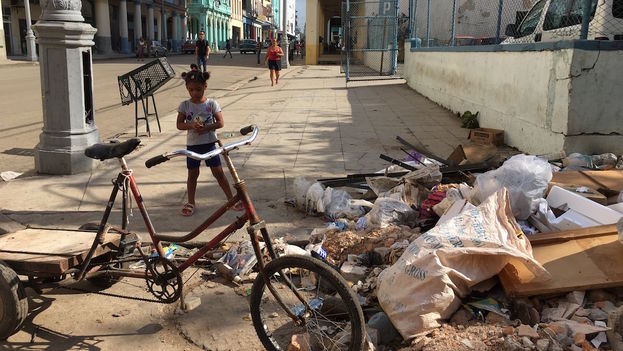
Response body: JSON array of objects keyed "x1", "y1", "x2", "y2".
[
  {"x1": 182, "y1": 41, "x2": 196, "y2": 54},
  {"x1": 503, "y1": 0, "x2": 623, "y2": 44},
  {"x1": 454, "y1": 35, "x2": 478, "y2": 46},
  {"x1": 149, "y1": 41, "x2": 168, "y2": 57},
  {"x1": 239, "y1": 39, "x2": 257, "y2": 54}
]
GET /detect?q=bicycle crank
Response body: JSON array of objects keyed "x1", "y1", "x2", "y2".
[{"x1": 145, "y1": 256, "x2": 183, "y2": 303}]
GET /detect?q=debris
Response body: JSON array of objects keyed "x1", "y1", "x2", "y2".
[
  {"x1": 468, "y1": 128, "x2": 504, "y2": 146},
  {"x1": 358, "y1": 197, "x2": 418, "y2": 229},
  {"x1": 517, "y1": 324, "x2": 539, "y2": 339},
  {"x1": 547, "y1": 185, "x2": 622, "y2": 226},
  {"x1": 112, "y1": 309, "x2": 131, "y2": 317},
  {"x1": 450, "y1": 308, "x2": 474, "y2": 326},
  {"x1": 183, "y1": 296, "x2": 201, "y2": 311},
  {"x1": 500, "y1": 227, "x2": 623, "y2": 297},
  {"x1": 546, "y1": 183, "x2": 608, "y2": 205},
  {"x1": 474, "y1": 154, "x2": 552, "y2": 220},
  {"x1": 340, "y1": 261, "x2": 368, "y2": 283},
  {"x1": 0, "y1": 171, "x2": 22, "y2": 181},
  {"x1": 591, "y1": 332, "x2": 607, "y2": 348},
  {"x1": 377, "y1": 189, "x2": 549, "y2": 339},
  {"x1": 535, "y1": 338, "x2": 550, "y2": 351},
  {"x1": 521, "y1": 336, "x2": 534, "y2": 348},
  {"x1": 366, "y1": 312, "x2": 400, "y2": 345}
]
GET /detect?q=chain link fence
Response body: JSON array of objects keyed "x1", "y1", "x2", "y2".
[{"x1": 410, "y1": 0, "x2": 623, "y2": 48}]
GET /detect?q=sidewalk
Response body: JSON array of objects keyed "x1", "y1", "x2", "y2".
[{"x1": 0, "y1": 64, "x2": 469, "y2": 243}]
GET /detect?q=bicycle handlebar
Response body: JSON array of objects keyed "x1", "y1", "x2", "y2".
[{"x1": 145, "y1": 125, "x2": 258, "y2": 168}]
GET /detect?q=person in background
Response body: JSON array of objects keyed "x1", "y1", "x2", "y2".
[
  {"x1": 137, "y1": 36, "x2": 145, "y2": 61},
  {"x1": 195, "y1": 31, "x2": 210, "y2": 72},
  {"x1": 256, "y1": 39, "x2": 263, "y2": 65},
  {"x1": 223, "y1": 39, "x2": 233, "y2": 58},
  {"x1": 264, "y1": 38, "x2": 283, "y2": 86}
]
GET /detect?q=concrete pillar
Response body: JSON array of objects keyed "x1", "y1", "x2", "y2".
[
  {"x1": 33, "y1": 0, "x2": 100, "y2": 174},
  {"x1": 305, "y1": 0, "x2": 318, "y2": 64},
  {"x1": 119, "y1": 0, "x2": 130, "y2": 53},
  {"x1": 182, "y1": 14, "x2": 188, "y2": 41},
  {"x1": 24, "y1": 0, "x2": 37, "y2": 61},
  {"x1": 163, "y1": 10, "x2": 168, "y2": 45},
  {"x1": 95, "y1": 0, "x2": 113, "y2": 54},
  {"x1": 147, "y1": 4, "x2": 155, "y2": 40},
  {"x1": 0, "y1": 6, "x2": 6, "y2": 61},
  {"x1": 156, "y1": 11, "x2": 162, "y2": 41},
  {"x1": 172, "y1": 12, "x2": 178, "y2": 52},
  {"x1": 134, "y1": 0, "x2": 143, "y2": 44},
  {"x1": 10, "y1": 9, "x2": 21, "y2": 55}
]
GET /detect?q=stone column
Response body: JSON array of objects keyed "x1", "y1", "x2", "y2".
[
  {"x1": 119, "y1": 0, "x2": 130, "y2": 53},
  {"x1": 24, "y1": 0, "x2": 38, "y2": 60},
  {"x1": 182, "y1": 14, "x2": 188, "y2": 42},
  {"x1": 147, "y1": 3, "x2": 155, "y2": 40},
  {"x1": 10, "y1": 9, "x2": 22, "y2": 55},
  {"x1": 95, "y1": 0, "x2": 113, "y2": 53},
  {"x1": 32, "y1": 0, "x2": 100, "y2": 174},
  {"x1": 134, "y1": 0, "x2": 143, "y2": 44},
  {"x1": 163, "y1": 10, "x2": 168, "y2": 46},
  {"x1": 208, "y1": 16, "x2": 214, "y2": 47},
  {"x1": 156, "y1": 11, "x2": 162, "y2": 40},
  {"x1": 171, "y1": 12, "x2": 178, "y2": 52},
  {"x1": 0, "y1": 6, "x2": 6, "y2": 61}
]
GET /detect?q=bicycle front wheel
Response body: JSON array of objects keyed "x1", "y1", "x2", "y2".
[{"x1": 250, "y1": 255, "x2": 365, "y2": 351}]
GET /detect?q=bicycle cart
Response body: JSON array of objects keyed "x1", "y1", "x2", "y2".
[{"x1": 0, "y1": 126, "x2": 365, "y2": 350}]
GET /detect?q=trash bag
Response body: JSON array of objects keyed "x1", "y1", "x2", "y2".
[
  {"x1": 360, "y1": 197, "x2": 418, "y2": 229},
  {"x1": 305, "y1": 182, "x2": 325, "y2": 215},
  {"x1": 293, "y1": 177, "x2": 315, "y2": 211},
  {"x1": 474, "y1": 154, "x2": 552, "y2": 220},
  {"x1": 377, "y1": 189, "x2": 550, "y2": 340},
  {"x1": 324, "y1": 189, "x2": 365, "y2": 220}
]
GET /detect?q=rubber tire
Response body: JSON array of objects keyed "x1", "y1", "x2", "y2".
[
  {"x1": 0, "y1": 261, "x2": 29, "y2": 340},
  {"x1": 250, "y1": 255, "x2": 365, "y2": 351}
]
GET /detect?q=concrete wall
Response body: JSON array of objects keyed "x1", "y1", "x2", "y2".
[{"x1": 403, "y1": 41, "x2": 623, "y2": 154}]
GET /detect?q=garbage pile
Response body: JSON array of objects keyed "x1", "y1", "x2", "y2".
[{"x1": 284, "y1": 145, "x2": 623, "y2": 351}]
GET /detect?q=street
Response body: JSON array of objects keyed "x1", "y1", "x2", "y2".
[{"x1": 0, "y1": 53, "x2": 268, "y2": 176}]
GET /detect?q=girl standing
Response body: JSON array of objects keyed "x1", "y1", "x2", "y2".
[
  {"x1": 176, "y1": 69, "x2": 242, "y2": 216},
  {"x1": 264, "y1": 38, "x2": 284, "y2": 86}
]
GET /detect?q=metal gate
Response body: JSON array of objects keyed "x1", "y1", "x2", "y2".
[{"x1": 341, "y1": 0, "x2": 400, "y2": 82}]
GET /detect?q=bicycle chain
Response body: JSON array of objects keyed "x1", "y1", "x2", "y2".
[{"x1": 55, "y1": 284, "x2": 174, "y2": 304}]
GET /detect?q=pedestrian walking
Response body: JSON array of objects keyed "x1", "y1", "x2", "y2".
[
  {"x1": 137, "y1": 36, "x2": 145, "y2": 61},
  {"x1": 223, "y1": 39, "x2": 232, "y2": 58},
  {"x1": 176, "y1": 67, "x2": 243, "y2": 216},
  {"x1": 195, "y1": 31, "x2": 210, "y2": 72},
  {"x1": 256, "y1": 39, "x2": 263, "y2": 65},
  {"x1": 264, "y1": 38, "x2": 283, "y2": 86}
]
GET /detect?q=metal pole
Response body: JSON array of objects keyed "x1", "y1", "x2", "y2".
[
  {"x1": 282, "y1": 0, "x2": 289, "y2": 67},
  {"x1": 450, "y1": 0, "x2": 457, "y2": 46},
  {"x1": 580, "y1": 0, "x2": 592, "y2": 40},
  {"x1": 391, "y1": 0, "x2": 398, "y2": 75},
  {"x1": 346, "y1": 0, "x2": 350, "y2": 82},
  {"x1": 24, "y1": 0, "x2": 37, "y2": 61},
  {"x1": 161, "y1": 0, "x2": 166, "y2": 44},
  {"x1": 495, "y1": 0, "x2": 503, "y2": 44},
  {"x1": 380, "y1": 17, "x2": 387, "y2": 75},
  {"x1": 426, "y1": 0, "x2": 430, "y2": 47},
  {"x1": 411, "y1": 0, "x2": 418, "y2": 41}
]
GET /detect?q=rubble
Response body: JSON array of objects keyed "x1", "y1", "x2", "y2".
[{"x1": 284, "y1": 147, "x2": 623, "y2": 350}]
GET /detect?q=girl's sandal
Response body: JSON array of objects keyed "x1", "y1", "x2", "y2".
[{"x1": 181, "y1": 203, "x2": 195, "y2": 217}]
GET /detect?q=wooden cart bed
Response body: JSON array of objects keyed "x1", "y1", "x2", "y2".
[{"x1": 0, "y1": 228, "x2": 122, "y2": 275}]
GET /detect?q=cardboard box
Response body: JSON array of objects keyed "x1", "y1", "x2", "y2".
[
  {"x1": 468, "y1": 128, "x2": 504, "y2": 146},
  {"x1": 546, "y1": 183, "x2": 607, "y2": 205}
]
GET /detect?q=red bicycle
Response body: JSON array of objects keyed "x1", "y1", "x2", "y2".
[{"x1": 0, "y1": 125, "x2": 365, "y2": 350}]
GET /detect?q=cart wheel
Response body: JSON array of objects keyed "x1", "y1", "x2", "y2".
[{"x1": 0, "y1": 261, "x2": 28, "y2": 340}]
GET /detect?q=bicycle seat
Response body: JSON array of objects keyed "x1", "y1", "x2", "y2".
[{"x1": 85, "y1": 138, "x2": 141, "y2": 161}]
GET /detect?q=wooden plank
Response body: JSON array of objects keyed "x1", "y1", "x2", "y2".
[
  {"x1": 551, "y1": 170, "x2": 623, "y2": 192},
  {"x1": 0, "y1": 228, "x2": 121, "y2": 274},
  {"x1": 500, "y1": 230, "x2": 622, "y2": 297},
  {"x1": 527, "y1": 224, "x2": 617, "y2": 245}
]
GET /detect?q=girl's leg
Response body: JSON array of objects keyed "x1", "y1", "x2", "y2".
[
  {"x1": 187, "y1": 168, "x2": 200, "y2": 205},
  {"x1": 210, "y1": 166, "x2": 234, "y2": 199},
  {"x1": 269, "y1": 69, "x2": 274, "y2": 86},
  {"x1": 275, "y1": 70, "x2": 280, "y2": 85}
]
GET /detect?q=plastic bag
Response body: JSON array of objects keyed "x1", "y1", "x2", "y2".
[
  {"x1": 293, "y1": 177, "x2": 315, "y2": 211},
  {"x1": 377, "y1": 189, "x2": 550, "y2": 339},
  {"x1": 219, "y1": 240, "x2": 258, "y2": 277},
  {"x1": 361, "y1": 197, "x2": 418, "y2": 228},
  {"x1": 591, "y1": 153, "x2": 618, "y2": 169},
  {"x1": 324, "y1": 189, "x2": 365, "y2": 220},
  {"x1": 305, "y1": 182, "x2": 325, "y2": 215},
  {"x1": 474, "y1": 154, "x2": 552, "y2": 220}
]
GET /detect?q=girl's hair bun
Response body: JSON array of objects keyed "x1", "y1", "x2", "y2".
[{"x1": 183, "y1": 70, "x2": 211, "y2": 84}]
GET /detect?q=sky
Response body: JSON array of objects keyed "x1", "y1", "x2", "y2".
[{"x1": 295, "y1": 0, "x2": 306, "y2": 30}]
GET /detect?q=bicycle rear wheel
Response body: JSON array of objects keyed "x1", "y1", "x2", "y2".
[{"x1": 250, "y1": 255, "x2": 365, "y2": 351}]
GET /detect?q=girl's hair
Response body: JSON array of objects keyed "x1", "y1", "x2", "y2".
[{"x1": 181, "y1": 63, "x2": 210, "y2": 85}]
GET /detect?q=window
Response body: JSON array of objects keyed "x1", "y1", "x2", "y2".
[
  {"x1": 516, "y1": 0, "x2": 547, "y2": 37},
  {"x1": 614, "y1": 0, "x2": 623, "y2": 18},
  {"x1": 543, "y1": 0, "x2": 597, "y2": 30}
]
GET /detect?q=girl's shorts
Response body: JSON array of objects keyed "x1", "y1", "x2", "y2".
[{"x1": 186, "y1": 143, "x2": 222, "y2": 169}]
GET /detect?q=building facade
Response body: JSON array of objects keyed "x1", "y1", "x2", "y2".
[{"x1": 0, "y1": 0, "x2": 293, "y2": 57}]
